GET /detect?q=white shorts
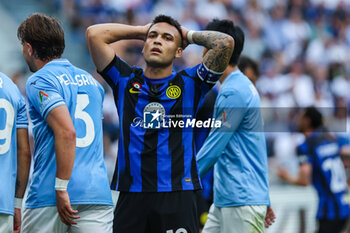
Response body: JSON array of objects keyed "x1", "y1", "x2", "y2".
[
  {"x1": 202, "y1": 204, "x2": 267, "y2": 233},
  {"x1": 111, "y1": 190, "x2": 119, "y2": 212},
  {"x1": 22, "y1": 205, "x2": 113, "y2": 233},
  {"x1": 0, "y1": 214, "x2": 13, "y2": 233}
]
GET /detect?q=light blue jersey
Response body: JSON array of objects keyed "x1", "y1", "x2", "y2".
[
  {"x1": 25, "y1": 59, "x2": 112, "y2": 208},
  {"x1": 0, "y1": 72, "x2": 28, "y2": 215},
  {"x1": 196, "y1": 70, "x2": 270, "y2": 207}
]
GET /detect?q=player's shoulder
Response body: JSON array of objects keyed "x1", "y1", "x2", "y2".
[
  {"x1": 0, "y1": 72, "x2": 21, "y2": 96},
  {"x1": 179, "y1": 64, "x2": 201, "y2": 78},
  {"x1": 0, "y1": 72, "x2": 14, "y2": 88},
  {"x1": 26, "y1": 72, "x2": 49, "y2": 88}
]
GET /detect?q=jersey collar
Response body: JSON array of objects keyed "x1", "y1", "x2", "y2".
[
  {"x1": 222, "y1": 69, "x2": 242, "y2": 86},
  {"x1": 46, "y1": 58, "x2": 70, "y2": 66},
  {"x1": 142, "y1": 72, "x2": 176, "y2": 84}
]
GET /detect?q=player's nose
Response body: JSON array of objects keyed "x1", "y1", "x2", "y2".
[{"x1": 153, "y1": 35, "x2": 162, "y2": 45}]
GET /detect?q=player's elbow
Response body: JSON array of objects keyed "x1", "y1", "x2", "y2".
[
  {"x1": 224, "y1": 36, "x2": 235, "y2": 51},
  {"x1": 86, "y1": 26, "x2": 100, "y2": 45},
  {"x1": 60, "y1": 128, "x2": 76, "y2": 143}
]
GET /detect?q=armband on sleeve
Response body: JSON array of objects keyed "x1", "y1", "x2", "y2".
[{"x1": 197, "y1": 62, "x2": 223, "y2": 84}]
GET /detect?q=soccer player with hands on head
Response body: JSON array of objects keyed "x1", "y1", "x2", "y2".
[{"x1": 87, "y1": 14, "x2": 234, "y2": 233}]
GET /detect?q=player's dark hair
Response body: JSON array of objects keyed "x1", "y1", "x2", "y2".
[
  {"x1": 17, "y1": 13, "x2": 65, "y2": 61},
  {"x1": 303, "y1": 107, "x2": 323, "y2": 129},
  {"x1": 149, "y1": 14, "x2": 183, "y2": 48},
  {"x1": 238, "y1": 56, "x2": 259, "y2": 77},
  {"x1": 204, "y1": 19, "x2": 244, "y2": 66}
]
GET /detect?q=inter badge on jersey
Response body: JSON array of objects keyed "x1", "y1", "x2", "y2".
[{"x1": 166, "y1": 85, "x2": 181, "y2": 99}]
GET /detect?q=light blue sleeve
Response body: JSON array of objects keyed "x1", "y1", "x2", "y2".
[
  {"x1": 16, "y1": 90, "x2": 28, "y2": 129},
  {"x1": 196, "y1": 90, "x2": 246, "y2": 177},
  {"x1": 26, "y1": 76, "x2": 65, "y2": 120}
]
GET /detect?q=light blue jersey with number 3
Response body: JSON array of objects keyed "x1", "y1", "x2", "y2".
[
  {"x1": 25, "y1": 59, "x2": 112, "y2": 208},
  {"x1": 0, "y1": 72, "x2": 28, "y2": 215}
]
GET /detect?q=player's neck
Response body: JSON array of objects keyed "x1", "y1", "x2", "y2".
[
  {"x1": 144, "y1": 64, "x2": 173, "y2": 79},
  {"x1": 303, "y1": 128, "x2": 314, "y2": 138},
  {"x1": 219, "y1": 65, "x2": 238, "y2": 83},
  {"x1": 33, "y1": 57, "x2": 61, "y2": 72}
]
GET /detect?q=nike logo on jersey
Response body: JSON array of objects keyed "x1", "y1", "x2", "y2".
[
  {"x1": 129, "y1": 88, "x2": 141, "y2": 94},
  {"x1": 30, "y1": 80, "x2": 38, "y2": 86}
]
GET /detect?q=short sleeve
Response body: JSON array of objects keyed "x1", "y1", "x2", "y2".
[
  {"x1": 97, "y1": 55, "x2": 133, "y2": 88},
  {"x1": 214, "y1": 91, "x2": 246, "y2": 133},
  {"x1": 297, "y1": 143, "x2": 312, "y2": 165},
  {"x1": 26, "y1": 77, "x2": 65, "y2": 120},
  {"x1": 338, "y1": 136, "x2": 349, "y2": 148},
  {"x1": 16, "y1": 91, "x2": 28, "y2": 129}
]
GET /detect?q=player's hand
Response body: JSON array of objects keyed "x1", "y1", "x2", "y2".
[
  {"x1": 264, "y1": 206, "x2": 276, "y2": 228},
  {"x1": 56, "y1": 190, "x2": 80, "y2": 226},
  {"x1": 13, "y1": 208, "x2": 21, "y2": 233},
  {"x1": 277, "y1": 167, "x2": 290, "y2": 181},
  {"x1": 181, "y1": 26, "x2": 190, "y2": 49},
  {"x1": 142, "y1": 23, "x2": 152, "y2": 40}
]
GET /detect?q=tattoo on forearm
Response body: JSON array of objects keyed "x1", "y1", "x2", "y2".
[{"x1": 192, "y1": 31, "x2": 234, "y2": 72}]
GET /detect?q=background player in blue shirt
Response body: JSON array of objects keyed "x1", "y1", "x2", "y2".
[
  {"x1": 196, "y1": 19, "x2": 272, "y2": 233},
  {"x1": 87, "y1": 14, "x2": 234, "y2": 233},
  {"x1": 278, "y1": 107, "x2": 350, "y2": 233},
  {"x1": 17, "y1": 13, "x2": 113, "y2": 233},
  {"x1": 0, "y1": 72, "x2": 31, "y2": 233}
]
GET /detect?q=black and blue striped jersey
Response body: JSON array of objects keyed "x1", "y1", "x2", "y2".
[
  {"x1": 297, "y1": 132, "x2": 350, "y2": 220},
  {"x1": 99, "y1": 56, "x2": 221, "y2": 192}
]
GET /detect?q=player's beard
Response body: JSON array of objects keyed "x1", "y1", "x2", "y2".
[
  {"x1": 144, "y1": 57, "x2": 173, "y2": 69},
  {"x1": 25, "y1": 59, "x2": 38, "y2": 73},
  {"x1": 28, "y1": 64, "x2": 37, "y2": 72}
]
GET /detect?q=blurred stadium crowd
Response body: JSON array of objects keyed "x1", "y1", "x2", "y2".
[
  {"x1": 54, "y1": 0, "x2": 350, "y2": 179},
  {"x1": 3, "y1": 0, "x2": 350, "y2": 184},
  {"x1": 3, "y1": 0, "x2": 350, "y2": 182}
]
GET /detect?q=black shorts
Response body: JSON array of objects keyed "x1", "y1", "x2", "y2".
[
  {"x1": 195, "y1": 191, "x2": 211, "y2": 229},
  {"x1": 113, "y1": 191, "x2": 199, "y2": 233},
  {"x1": 318, "y1": 218, "x2": 347, "y2": 233}
]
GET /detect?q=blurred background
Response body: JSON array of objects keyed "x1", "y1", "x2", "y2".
[{"x1": 2, "y1": 0, "x2": 350, "y2": 232}]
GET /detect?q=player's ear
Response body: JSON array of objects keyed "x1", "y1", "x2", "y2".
[
  {"x1": 175, "y1": 47, "x2": 183, "y2": 58},
  {"x1": 27, "y1": 42, "x2": 34, "y2": 56}
]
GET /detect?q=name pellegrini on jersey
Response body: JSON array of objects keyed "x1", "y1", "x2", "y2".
[{"x1": 56, "y1": 73, "x2": 98, "y2": 87}]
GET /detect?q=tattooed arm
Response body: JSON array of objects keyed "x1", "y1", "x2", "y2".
[{"x1": 182, "y1": 28, "x2": 234, "y2": 73}]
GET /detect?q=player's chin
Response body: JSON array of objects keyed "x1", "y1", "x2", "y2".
[{"x1": 146, "y1": 58, "x2": 171, "y2": 68}]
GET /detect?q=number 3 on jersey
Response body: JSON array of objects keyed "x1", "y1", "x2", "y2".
[
  {"x1": 75, "y1": 94, "x2": 95, "y2": 148},
  {"x1": 0, "y1": 99, "x2": 15, "y2": 154}
]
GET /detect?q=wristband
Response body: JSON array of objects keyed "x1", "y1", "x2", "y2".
[
  {"x1": 14, "y1": 198, "x2": 22, "y2": 209},
  {"x1": 187, "y1": 30, "x2": 194, "y2": 44},
  {"x1": 55, "y1": 177, "x2": 69, "y2": 191}
]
